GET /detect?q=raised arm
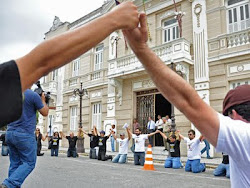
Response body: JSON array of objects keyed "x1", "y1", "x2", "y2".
[
  {"x1": 127, "y1": 127, "x2": 131, "y2": 140},
  {"x1": 148, "y1": 130, "x2": 158, "y2": 138},
  {"x1": 93, "y1": 126, "x2": 99, "y2": 136},
  {"x1": 60, "y1": 131, "x2": 66, "y2": 138},
  {"x1": 157, "y1": 130, "x2": 167, "y2": 140},
  {"x1": 41, "y1": 133, "x2": 47, "y2": 141},
  {"x1": 112, "y1": 132, "x2": 117, "y2": 140},
  {"x1": 123, "y1": 13, "x2": 219, "y2": 147},
  {"x1": 127, "y1": 127, "x2": 133, "y2": 138},
  {"x1": 16, "y1": 2, "x2": 139, "y2": 91}
]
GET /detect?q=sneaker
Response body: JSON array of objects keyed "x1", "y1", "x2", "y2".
[{"x1": 207, "y1": 156, "x2": 213, "y2": 159}]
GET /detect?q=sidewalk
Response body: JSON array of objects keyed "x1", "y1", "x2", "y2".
[{"x1": 43, "y1": 146, "x2": 221, "y2": 169}]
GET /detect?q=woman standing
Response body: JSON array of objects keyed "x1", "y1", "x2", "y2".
[{"x1": 35, "y1": 128, "x2": 47, "y2": 156}]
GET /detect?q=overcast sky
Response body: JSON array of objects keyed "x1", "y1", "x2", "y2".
[{"x1": 0, "y1": 0, "x2": 105, "y2": 63}]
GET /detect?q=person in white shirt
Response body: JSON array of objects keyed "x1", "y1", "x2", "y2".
[
  {"x1": 112, "y1": 127, "x2": 131, "y2": 164},
  {"x1": 128, "y1": 128, "x2": 157, "y2": 166},
  {"x1": 155, "y1": 115, "x2": 164, "y2": 146},
  {"x1": 179, "y1": 130, "x2": 205, "y2": 173},
  {"x1": 147, "y1": 116, "x2": 156, "y2": 146},
  {"x1": 110, "y1": 124, "x2": 116, "y2": 152},
  {"x1": 166, "y1": 115, "x2": 172, "y2": 124}
]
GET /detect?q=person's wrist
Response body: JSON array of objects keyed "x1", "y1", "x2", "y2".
[{"x1": 104, "y1": 11, "x2": 120, "y2": 31}]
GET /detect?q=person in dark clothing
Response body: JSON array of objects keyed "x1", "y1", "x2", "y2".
[
  {"x1": 49, "y1": 132, "x2": 62, "y2": 157},
  {"x1": 96, "y1": 130, "x2": 112, "y2": 161},
  {"x1": 157, "y1": 130, "x2": 182, "y2": 169},
  {"x1": 82, "y1": 126, "x2": 99, "y2": 159},
  {"x1": 61, "y1": 131, "x2": 79, "y2": 158},
  {"x1": 0, "y1": 134, "x2": 9, "y2": 156},
  {"x1": 35, "y1": 128, "x2": 47, "y2": 156},
  {"x1": 214, "y1": 153, "x2": 230, "y2": 178}
]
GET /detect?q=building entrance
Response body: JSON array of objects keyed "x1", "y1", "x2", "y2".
[{"x1": 136, "y1": 89, "x2": 172, "y2": 146}]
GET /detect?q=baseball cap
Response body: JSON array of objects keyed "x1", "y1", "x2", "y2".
[
  {"x1": 100, "y1": 130, "x2": 105, "y2": 134},
  {"x1": 223, "y1": 85, "x2": 250, "y2": 115},
  {"x1": 120, "y1": 133, "x2": 125, "y2": 136}
]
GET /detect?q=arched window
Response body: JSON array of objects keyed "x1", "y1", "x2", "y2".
[
  {"x1": 162, "y1": 18, "x2": 179, "y2": 43},
  {"x1": 227, "y1": 0, "x2": 250, "y2": 33}
]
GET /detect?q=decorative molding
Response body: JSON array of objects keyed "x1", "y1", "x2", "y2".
[
  {"x1": 50, "y1": 16, "x2": 63, "y2": 31},
  {"x1": 194, "y1": 4, "x2": 202, "y2": 28},
  {"x1": 90, "y1": 91, "x2": 102, "y2": 98},
  {"x1": 228, "y1": 62, "x2": 250, "y2": 77}
]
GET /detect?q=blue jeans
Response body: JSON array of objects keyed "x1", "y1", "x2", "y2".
[
  {"x1": 3, "y1": 131, "x2": 37, "y2": 188},
  {"x1": 214, "y1": 163, "x2": 230, "y2": 178},
  {"x1": 134, "y1": 152, "x2": 145, "y2": 166},
  {"x1": 51, "y1": 148, "x2": 59, "y2": 156},
  {"x1": 185, "y1": 159, "x2": 205, "y2": 173},
  {"x1": 112, "y1": 154, "x2": 127, "y2": 164},
  {"x1": 165, "y1": 157, "x2": 182, "y2": 169},
  {"x1": 1, "y1": 145, "x2": 9, "y2": 156},
  {"x1": 111, "y1": 136, "x2": 115, "y2": 152},
  {"x1": 67, "y1": 148, "x2": 77, "y2": 158},
  {"x1": 201, "y1": 139, "x2": 210, "y2": 158}
]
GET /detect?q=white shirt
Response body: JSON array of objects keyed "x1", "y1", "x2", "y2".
[
  {"x1": 132, "y1": 134, "x2": 148, "y2": 152},
  {"x1": 216, "y1": 113, "x2": 250, "y2": 188},
  {"x1": 116, "y1": 138, "x2": 129, "y2": 154},
  {"x1": 147, "y1": 120, "x2": 156, "y2": 130},
  {"x1": 167, "y1": 119, "x2": 172, "y2": 124},
  {"x1": 156, "y1": 119, "x2": 164, "y2": 129},
  {"x1": 184, "y1": 137, "x2": 201, "y2": 160},
  {"x1": 110, "y1": 128, "x2": 116, "y2": 137}
]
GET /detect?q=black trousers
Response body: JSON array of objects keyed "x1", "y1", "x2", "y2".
[
  {"x1": 155, "y1": 128, "x2": 164, "y2": 146},
  {"x1": 98, "y1": 149, "x2": 112, "y2": 161}
]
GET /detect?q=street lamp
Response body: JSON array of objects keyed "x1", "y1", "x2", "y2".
[
  {"x1": 73, "y1": 82, "x2": 88, "y2": 153},
  {"x1": 170, "y1": 62, "x2": 183, "y2": 133}
]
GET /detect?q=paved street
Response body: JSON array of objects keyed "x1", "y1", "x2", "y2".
[{"x1": 0, "y1": 151, "x2": 230, "y2": 188}]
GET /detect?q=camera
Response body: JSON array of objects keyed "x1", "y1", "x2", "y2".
[{"x1": 34, "y1": 81, "x2": 51, "y2": 105}]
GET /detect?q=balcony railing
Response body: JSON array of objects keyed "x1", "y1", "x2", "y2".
[
  {"x1": 208, "y1": 29, "x2": 250, "y2": 51},
  {"x1": 108, "y1": 38, "x2": 192, "y2": 78}
]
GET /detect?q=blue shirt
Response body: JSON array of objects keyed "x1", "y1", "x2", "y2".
[{"x1": 8, "y1": 89, "x2": 44, "y2": 135}]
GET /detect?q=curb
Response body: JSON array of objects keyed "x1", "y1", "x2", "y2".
[{"x1": 43, "y1": 148, "x2": 218, "y2": 169}]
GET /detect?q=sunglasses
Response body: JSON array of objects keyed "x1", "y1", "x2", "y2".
[{"x1": 188, "y1": 134, "x2": 193, "y2": 136}]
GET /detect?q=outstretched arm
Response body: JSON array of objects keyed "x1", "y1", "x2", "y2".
[
  {"x1": 41, "y1": 134, "x2": 47, "y2": 141},
  {"x1": 60, "y1": 131, "x2": 66, "y2": 138},
  {"x1": 127, "y1": 127, "x2": 133, "y2": 138},
  {"x1": 127, "y1": 127, "x2": 131, "y2": 140},
  {"x1": 16, "y1": 2, "x2": 139, "y2": 91},
  {"x1": 157, "y1": 130, "x2": 167, "y2": 140},
  {"x1": 123, "y1": 13, "x2": 219, "y2": 147},
  {"x1": 148, "y1": 131, "x2": 158, "y2": 137}
]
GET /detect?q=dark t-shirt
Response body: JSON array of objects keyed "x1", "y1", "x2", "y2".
[
  {"x1": 167, "y1": 139, "x2": 180, "y2": 157},
  {"x1": 66, "y1": 136, "x2": 78, "y2": 149},
  {"x1": 36, "y1": 133, "x2": 42, "y2": 146},
  {"x1": 88, "y1": 134, "x2": 98, "y2": 148},
  {"x1": 222, "y1": 153, "x2": 229, "y2": 164},
  {"x1": 0, "y1": 134, "x2": 7, "y2": 146},
  {"x1": 0, "y1": 60, "x2": 22, "y2": 128},
  {"x1": 97, "y1": 136, "x2": 109, "y2": 151},
  {"x1": 51, "y1": 136, "x2": 61, "y2": 149}
]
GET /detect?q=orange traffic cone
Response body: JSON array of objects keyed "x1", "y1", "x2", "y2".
[{"x1": 143, "y1": 144, "x2": 155, "y2": 171}]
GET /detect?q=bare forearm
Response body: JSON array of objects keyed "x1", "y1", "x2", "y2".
[{"x1": 133, "y1": 47, "x2": 219, "y2": 146}]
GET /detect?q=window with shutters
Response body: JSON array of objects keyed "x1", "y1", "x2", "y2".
[
  {"x1": 162, "y1": 18, "x2": 179, "y2": 43},
  {"x1": 70, "y1": 106, "x2": 78, "y2": 131},
  {"x1": 227, "y1": 0, "x2": 250, "y2": 33},
  {"x1": 94, "y1": 45, "x2": 104, "y2": 71},
  {"x1": 92, "y1": 103, "x2": 102, "y2": 130}
]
